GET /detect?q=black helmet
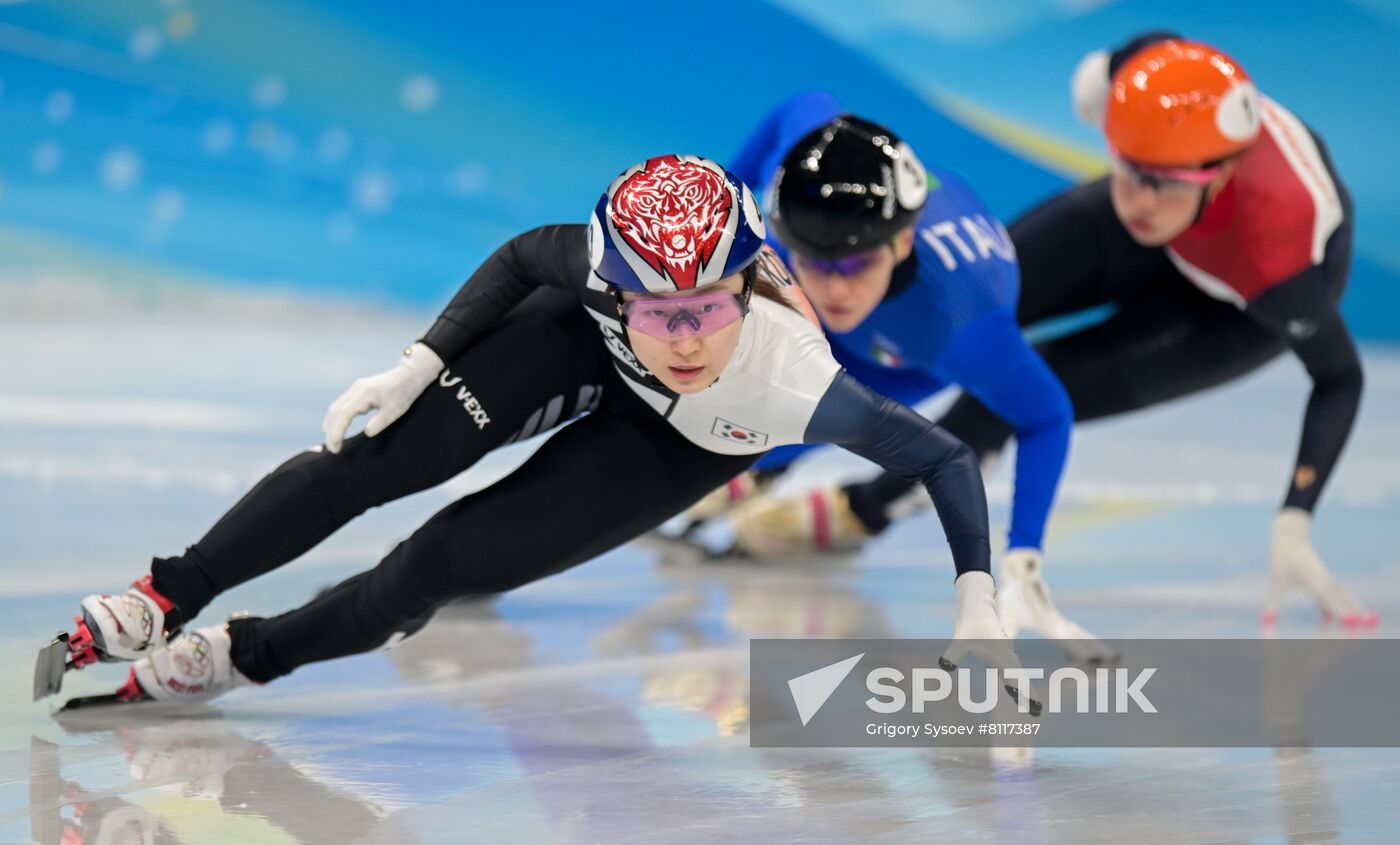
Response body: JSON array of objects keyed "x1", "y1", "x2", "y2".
[{"x1": 769, "y1": 115, "x2": 929, "y2": 260}]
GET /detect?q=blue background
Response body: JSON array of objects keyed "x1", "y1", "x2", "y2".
[{"x1": 1, "y1": 0, "x2": 1396, "y2": 337}]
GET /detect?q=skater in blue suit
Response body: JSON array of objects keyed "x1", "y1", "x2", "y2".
[{"x1": 708, "y1": 92, "x2": 1110, "y2": 660}]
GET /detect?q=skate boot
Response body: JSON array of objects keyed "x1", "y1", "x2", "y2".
[
  {"x1": 73, "y1": 624, "x2": 250, "y2": 709},
  {"x1": 683, "y1": 471, "x2": 769, "y2": 524},
  {"x1": 75, "y1": 575, "x2": 182, "y2": 662},
  {"x1": 646, "y1": 472, "x2": 774, "y2": 561},
  {"x1": 997, "y1": 550, "x2": 1119, "y2": 663},
  {"x1": 1264, "y1": 508, "x2": 1377, "y2": 629},
  {"x1": 732, "y1": 485, "x2": 869, "y2": 559},
  {"x1": 35, "y1": 575, "x2": 183, "y2": 700}
]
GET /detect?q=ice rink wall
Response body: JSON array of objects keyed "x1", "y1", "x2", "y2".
[{"x1": 1, "y1": 0, "x2": 1397, "y2": 339}]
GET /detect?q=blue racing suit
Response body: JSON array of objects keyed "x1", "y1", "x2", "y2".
[{"x1": 731, "y1": 91, "x2": 1072, "y2": 551}]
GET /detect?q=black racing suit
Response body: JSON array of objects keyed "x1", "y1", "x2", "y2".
[{"x1": 149, "y1": 227, "x2": 990, "y2": 682}]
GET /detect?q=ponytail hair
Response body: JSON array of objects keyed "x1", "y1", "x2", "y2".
[{"x1": 745, "y1": 248, "x2": 802, "y2": 316}]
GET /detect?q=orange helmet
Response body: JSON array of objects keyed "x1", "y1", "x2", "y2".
[{"x1": 1103, "y1": 39, "x2": 1261, "y2": 167}]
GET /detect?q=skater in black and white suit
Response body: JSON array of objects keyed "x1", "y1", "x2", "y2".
[{"x1": 48, "y1": 156, "x2": 1029, "y2": 708}]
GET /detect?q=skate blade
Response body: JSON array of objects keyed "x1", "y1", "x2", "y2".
[
  {"x1": 58, "y1": 669, "x2": 153, "y2": 713},
  {"x1": 33, "y1": 633, "x2": 70, "y2": 701},
  {"x1": 56, "y1": 689, "x2": 153, "y2": 713}
]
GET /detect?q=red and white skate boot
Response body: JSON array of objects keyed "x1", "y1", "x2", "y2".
[
  {"x1": 71, "y1": 575, "x2": 181, "y2": 667},
  {"x1": 35, "y1": 576, "x2": 184, "y2": 701},
  {"x1": 128, "y1": 624, "x2": 250, "y2": 706},
  {"x1": 59, "y1": 624, "x2": 251, "y2": 711}
]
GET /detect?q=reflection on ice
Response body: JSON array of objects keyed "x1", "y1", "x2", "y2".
[{"x1": 30, "y1": 713, "x2": 415, "y2": 845}]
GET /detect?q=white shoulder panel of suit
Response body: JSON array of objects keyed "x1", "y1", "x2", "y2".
[
  {"x1": 1258, "y1": 96, "x2": 1343, "y2": 265},
  {"x1": 580, "y1": 277, "x2": 842, "y2": 455}
]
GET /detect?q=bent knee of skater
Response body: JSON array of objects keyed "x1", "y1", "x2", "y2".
[{"x1": 287, "y1": 445, "x2": 407, "y2": 515}]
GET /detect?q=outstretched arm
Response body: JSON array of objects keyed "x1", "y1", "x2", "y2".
[
  {"x1": 805, "y1": 370, "x2": 1039, "y2": 710},
  {"x1": 935, "y1": 309, "x2": 1073, "y2": 552},
  {"x1": 1247, "y1": 269, "x2": 1363, "y2": 514},
  {"x1": 1249, "y1": 270, "x2": 1371, "y2": 625}
]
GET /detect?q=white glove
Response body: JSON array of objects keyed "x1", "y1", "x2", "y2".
[
  {"x1": 1070, "y1": 48, "x2": 1112, "y2": 129},
  {"x1": 941, "y1": 571, "x2": 1043, "y2": 716},
  {"x1": 322, "y1": 342, "x2": 444, "y2": 453},
  {"x1": 1266, "y1": 507, "x2": 1376, "y2": 627},
  {"x1": 998, "y1": 549, "x2": 1119, "y2": 663}
]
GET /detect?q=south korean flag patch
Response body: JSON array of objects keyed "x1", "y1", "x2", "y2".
[{"x1": 711, "y1": 417, "x2": 768, "y2": 448}]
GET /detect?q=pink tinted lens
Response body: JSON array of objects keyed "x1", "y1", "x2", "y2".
[{"x1": 622, "y1": 292, "x2": 745, "y2": 339}]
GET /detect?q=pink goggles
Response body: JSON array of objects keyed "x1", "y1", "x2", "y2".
[
  {"x1": 1109, "y1": 148, "x2": 1223, "y2": 187},
  {"x1": 619, "y1": 291, "x2": 749, "y2": 339}
]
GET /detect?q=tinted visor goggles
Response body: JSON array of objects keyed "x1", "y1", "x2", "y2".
[
  {"x1": 618, "y1": 291, "x2": 750, "y2": 339},
  {"x1": 790, "y1": 244, "x2": 887, "y2": 277},
  {"x1": 1109, "y1": 148, "x2": 1224, "y2": 193}
]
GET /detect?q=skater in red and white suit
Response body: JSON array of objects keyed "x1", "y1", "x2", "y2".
[{"x1": 909, "y1": 33, "x2": 1373, "y2": 627}]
